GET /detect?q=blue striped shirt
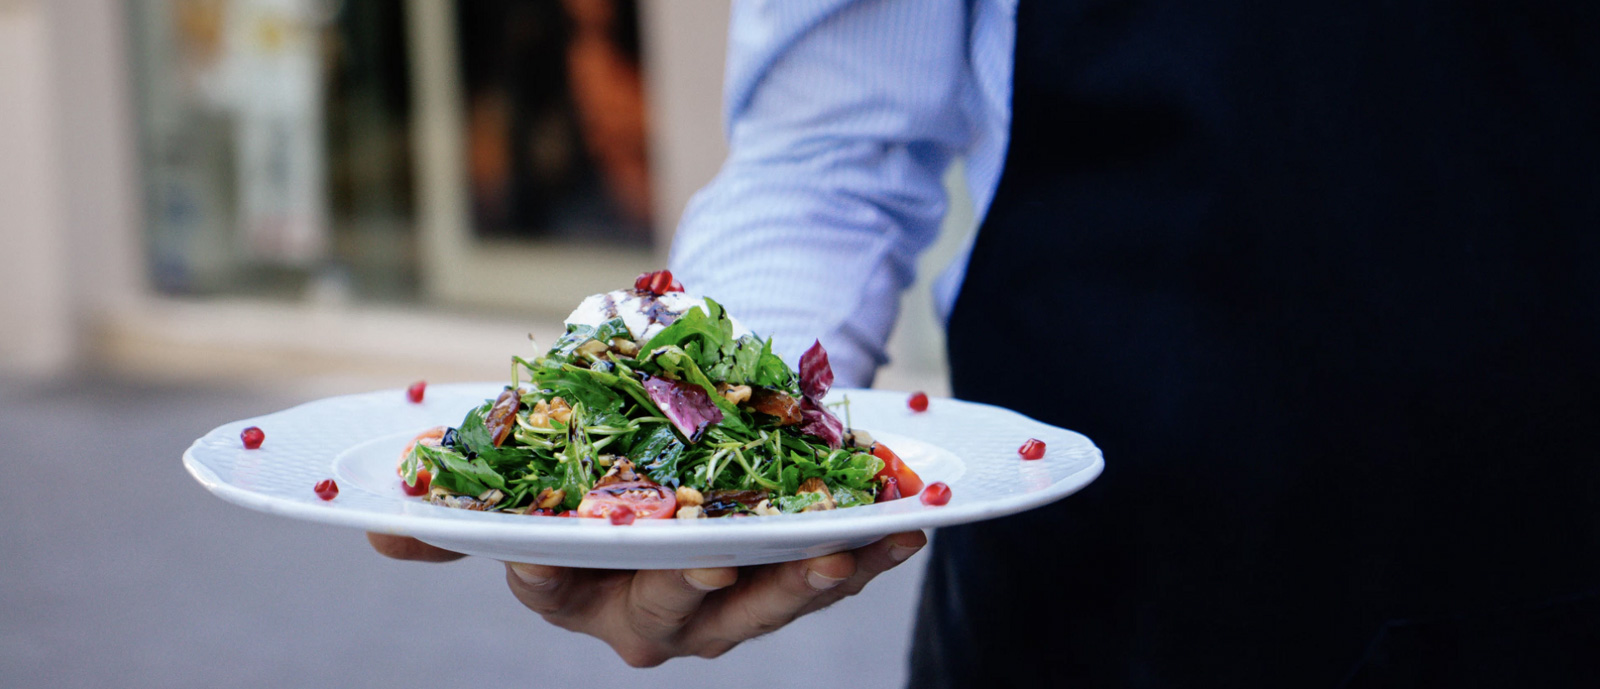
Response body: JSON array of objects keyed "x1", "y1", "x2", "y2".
[{"x1": 669, "y1": 0, "x2": 1017, "y2": 387}]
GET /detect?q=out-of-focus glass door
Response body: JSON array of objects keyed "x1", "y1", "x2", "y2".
[
  {"x1": 131, "y1": 0, "x2": 667, "y2": 316},
  {"x1": 406, "y1": 0, "x2": 656, "y2": 315}
]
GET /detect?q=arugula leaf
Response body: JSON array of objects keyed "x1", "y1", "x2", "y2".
[
  {"x1": 399, "y1": 442, "x2": 430, "y2": 486},
  {"x1": 550, "y1": 324, "x2": 596, "y2": 358},
  {"x1": 641, "y1": 302, "x2": 723, "y2": 358},
  {"x1": 751, "y1": 336, "x2": 794, "y2": 390},
  {"x1": 833, "y1": 486, "x2": 874, "y2": 508},
  {"x1": 823, "y1": 450, "x2": 883, "y2": 490},
  {"x1": 775, "y1": 492, "x2": 827, "y2": 513},
  {"x1": 455, "y1": 402, "x2": 498, "y2": 455},
  {"x1": 556, "y1": 404, "x2": 596, "y2": 509},
  {"x1": 452, "y1": 401, "x2": 534, "y2": 468},
  {"x1": 705, "y1": 335, "x2": 766, "y2": 385},
  {"x1": 630, "y1": 424, "x2": 688, "y2": 487},
  {"x1": 593, "y1": 317, "x2": 631, "y2": 343},
  {"x1": 533, "y1": 364, "x2": 625, "y2": 414},
  {"x1": 414, "y1": 443, "x2": 505, "y2": 493}
]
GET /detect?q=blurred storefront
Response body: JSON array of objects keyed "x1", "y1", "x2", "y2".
[{"x1": 0, "y1": 0, "x2": 960, "y2": 396}]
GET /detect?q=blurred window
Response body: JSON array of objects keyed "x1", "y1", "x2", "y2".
[
  {"x1": 129, "y1": 0, "x2": 653, "y2": 308},
  {"x1": 459, "y1": 0, "x2": 652, "y2": 244}
]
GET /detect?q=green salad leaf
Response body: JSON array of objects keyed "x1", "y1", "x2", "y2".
[{"x1": 412, "y1": 288, "x2": 887, "y2": 517}]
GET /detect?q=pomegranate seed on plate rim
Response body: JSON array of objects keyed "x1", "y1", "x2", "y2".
[
  {"x1": 907, "y1": 391, "x2": 929, "y2": 412},
  {"x1": 407, "y1": 380, "x2": 427, "y2": 403},
  {"x1": 240, "y1": 426, "x2": 265, "y2": 449},
  {"x1": 921, "y1": 482, "x2": 951, "y2": 506},
  {"x1": 314, "y1": 479, "x2": 339, "y2": 501},
  {"x1": 1018, "y1": 438, "x2": 1046, "y2": 460}
]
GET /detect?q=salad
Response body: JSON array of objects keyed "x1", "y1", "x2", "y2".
[{"x1": 397, "y1": 270, "x2": 924, "y2": 522}]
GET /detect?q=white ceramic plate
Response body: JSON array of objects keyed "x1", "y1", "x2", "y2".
[{"x1": 184, "y1": 384, "x2": 1102, "y2": 569}]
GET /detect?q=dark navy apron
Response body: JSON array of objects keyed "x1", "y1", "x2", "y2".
[{"x1": 913, "y1": 0, "x2": 1600, "y2": 686}]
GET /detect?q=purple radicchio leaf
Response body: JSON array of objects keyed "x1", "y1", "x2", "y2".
[
  {"x1": 798, "y1": 340, "x2": 834, "y2": 400},
  {"x1": 798, "y1": 396, "x2": 844, "y2": 450},
  {"x1": 642, "y1": 374, "x2": 723, "y2": 443}
]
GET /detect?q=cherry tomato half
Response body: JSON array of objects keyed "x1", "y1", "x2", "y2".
[
  {"x1": 576, "y1": 481, "x2": 677, "y2": 521},
  {"x1": 872, "y1": 442, "x2": 925, "y2": 496},
  {"x1": 400, "y1": 469, "x2": 432, "y2": 497}
]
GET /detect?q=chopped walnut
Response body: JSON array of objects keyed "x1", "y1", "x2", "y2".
[
  {"x1": 751, "y1": 499, "x2": 782, "y2": 517},
  {"x1": 610, "y1": 338, "x2": 641, "y2": 357},
  {"x1": 536, "y1": 488, "x2": 566, "y2": 509},
  {"x1": 845, "y1": 429, "x2": 875, "y2": 449},
  {"x1": 576, "y1": 339, "x2": 609, "y2": 359},
  {"x1": 548, "y1": 397, "x2": 572, "y2": 425},
  {"x1": 721, "y1": 384, "x2": 752, "y2": 406},
  {"x1": 675, "y1": 485, "x2": 704, "y2": 507},
  {"x1": 676, "y1": 505, "x2": 705, "y2": 519},
  {"x1": 594, "y1": 457, "x2": 643, "y2": 488},
  {"x1": 797, "y1": 477, "x2": 837, "y2": 512}
]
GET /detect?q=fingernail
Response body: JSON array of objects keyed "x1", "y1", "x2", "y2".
[
  {"x1": 684, "y1": 569, "x2": 731, "y2": 591},
  {"x1": 888, "y1": 544, "x2": 922, "y2": 563},
  {"x1": 806, "y1": 569, "x2": 846, "y2": 591},
  {"x1": 509, "y1": 563, "x2": 557, "y2": 588}
]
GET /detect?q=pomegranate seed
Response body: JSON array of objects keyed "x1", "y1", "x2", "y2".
[
  {"x1": 241, "y1": 426, "x2": 265, "y2": 449},
  {"x1": 920, "y1": 482, "x2": 951, "y2": 506},
  {"x1": 634, "y1": 272, "x2": 653, "y2": 291},
  {"x1": 314, "y1": 479, "x2": 339, "y2": 501},
  {"x1": 529, "y1": 508, "x2": 552, "y2": 516},
  {"x1": 401, "y1": 469, "x2": 431, "y2": 496},
  {"x1": 667, "y1": 279, "x2": 684, "y2": 292},
  {"x1": 608, "y1": 505, "x2": 636, "y2": 525},
  {"x1": 648, "y1": 270, "x2": 674, "y2": 295},
  {"x1": 876, "y1": 476, "x2": 901, "y2": 503},
  {"x1": 407, "y1": 380, "x2": 426, "y2": 403},
  {"x1": 908, "y1": 391, "x2": 929, "y2": 412},
  {"x1": 1019, "y1": 438, "x2": 1047, "y2": 460}
]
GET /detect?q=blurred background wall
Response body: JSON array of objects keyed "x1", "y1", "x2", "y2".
[{"x1": 0, "y1": 0, "x2": 973, "y2": 398}]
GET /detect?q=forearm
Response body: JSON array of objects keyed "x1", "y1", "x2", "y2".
[{"x1": 670, "y1": 0, "x2": 975, "y2": 386}]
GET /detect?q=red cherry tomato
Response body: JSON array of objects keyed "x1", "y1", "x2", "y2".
[
  {"x1": 407, "y1": 380, "x2": 426, "y2": 403},
  {"x1": 872, "y1": 442, "x2": 924, "y2": 496},
  {"x1": 920, "y1": 481, "x2": 951, "y2": 506},
  {"x1": 401, "y1": 469, "x2": 431, "y2": 496},
  {"x1": 241, "y1": 426, "x2": 265, "y2": 449},
  {"x1": 1018, "y1": 438, "x2": 1046, "y2": 460},
  {"x1": 576, "y1": 481, "x2": 677, "y2": 520},
  {"x1": 398, "y1": 427, "x2": 447, "y2": 473},
  {"x1": 908, "y1": 391, "x2": 929, "y2": 412},
  {"x1": 314, "y1": 479, "x2": 339, "y2": 501}
]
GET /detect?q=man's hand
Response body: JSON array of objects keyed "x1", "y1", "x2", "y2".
[{"x1": 367, "y1": 530, "x2": 928, "y2": 667}]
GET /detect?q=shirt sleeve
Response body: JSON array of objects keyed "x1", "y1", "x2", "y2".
[{"x1": 669, "y1": 0, "x2": 977, "y2": 388}]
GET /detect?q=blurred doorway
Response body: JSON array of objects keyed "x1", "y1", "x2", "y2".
[{"x1": 129, "y1": 0, "x2": 713, "y2": 316}]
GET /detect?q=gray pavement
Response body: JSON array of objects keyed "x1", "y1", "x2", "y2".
[{"x1": 0, "y1": 377, "x2": 927, "y2": 688}]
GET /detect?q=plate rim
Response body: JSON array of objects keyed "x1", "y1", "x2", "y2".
[{"x1": 182, "y1": 385, "x2": 1104, "y2": 550}]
